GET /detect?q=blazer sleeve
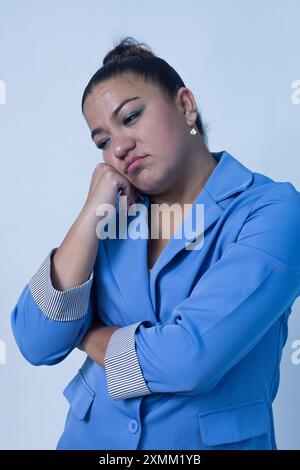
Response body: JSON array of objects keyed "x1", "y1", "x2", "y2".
[
  {"x1": 104, "y1": 183, "x2": 300, "y2": 400},
  {"x1": 11, "y1": 247, "x2": 95, "y2": 365}
]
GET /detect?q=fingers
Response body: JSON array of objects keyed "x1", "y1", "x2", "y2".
[{"x1": 118, "y1": 189, "x2": 142, "y2": 211}]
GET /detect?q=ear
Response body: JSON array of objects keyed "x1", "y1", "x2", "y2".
[{"x1": 175, "y1": 87, "x2": 198, "y2": 126}]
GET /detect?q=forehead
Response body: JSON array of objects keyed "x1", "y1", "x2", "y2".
[{"x1": 84, "y1": 75, "x2": 157, "y2": 116}]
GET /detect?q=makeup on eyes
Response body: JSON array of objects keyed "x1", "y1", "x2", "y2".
[{"x1": 96, "y1": 108, "x2": 144, "y2": 150}]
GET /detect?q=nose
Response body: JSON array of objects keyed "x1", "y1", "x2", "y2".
[{"x1": 113, "y1": 135, "x2": 136, "y2": 161}]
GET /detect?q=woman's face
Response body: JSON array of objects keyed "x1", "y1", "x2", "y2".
[{"x1": 83, "y1": 74, "x2": 197, "y2": 194}]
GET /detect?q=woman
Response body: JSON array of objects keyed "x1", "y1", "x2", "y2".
[{"x1": 11, "y1": 37, "x2": 300, "y2": 450}]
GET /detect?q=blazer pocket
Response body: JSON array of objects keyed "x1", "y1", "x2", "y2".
[
  {"x1": 63, "y1": 369, "x2": 95, "y2": 421},
  {"x1": 198, "y1": 399, "x2": 271, "y2": 447}
]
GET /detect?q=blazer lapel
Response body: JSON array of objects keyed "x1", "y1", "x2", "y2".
[{"x1": 148, "y1": 187, "x2": 223, "y2": 306}]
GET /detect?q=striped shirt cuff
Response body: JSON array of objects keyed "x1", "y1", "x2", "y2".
[
  {"x1": 28, "y1": 247, "x2": 94, "y2": 322},
  {"x1": 104, "y1": 321, "x2": 153, "y2": 400}
]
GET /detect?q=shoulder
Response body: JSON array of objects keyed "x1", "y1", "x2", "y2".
[
  {"x1": 250, "y1": 179, "x2": 300, "y2": 219},
  {"x1": 238, "y1": 180, "x2": 300, "y2": 269}
]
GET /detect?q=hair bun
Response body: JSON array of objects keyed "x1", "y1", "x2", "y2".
[{"x1": 103, "y1": 36, "x2": 155, "y2": 66}]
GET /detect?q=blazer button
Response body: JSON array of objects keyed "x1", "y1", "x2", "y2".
[{"x1": 128, "y1": 419, "x2": 139, "y2": 434}]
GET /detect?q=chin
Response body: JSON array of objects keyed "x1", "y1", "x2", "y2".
[
  {"x1": 139, "y1": 180, "x2": 169, "y2": 197},
  {"x1": 130, "y1": 165, "x2": 170, "y2": 195},
  {"x1": 129, "y1": 171, "x2": 156, "y2": 193}
]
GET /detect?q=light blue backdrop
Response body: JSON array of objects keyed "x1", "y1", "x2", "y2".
[{"x1": 0, "y1": 0, "x2": 299, "y2": 449}]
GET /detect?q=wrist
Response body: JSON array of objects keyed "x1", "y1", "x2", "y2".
[{"x1": 82, "y1": 326, "x2": 119, "y2": 367}]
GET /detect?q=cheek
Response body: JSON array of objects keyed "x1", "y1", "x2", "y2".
[
  {"x1": 154, "y1": 110, "x2": 184, "y2": 150},
  {"x1": 102, "y1": 153, "x2": 116, "y2": 167},
  {"x1": 140, "y1": 106, "x2": 169, "y2": 140},
  {"x1": 141, "y1": 117, "x2": 180, "y2": 157}
]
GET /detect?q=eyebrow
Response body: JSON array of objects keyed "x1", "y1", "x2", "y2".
[{"x1": 91, "y1": 96, "x2": 141, "y2": 141}]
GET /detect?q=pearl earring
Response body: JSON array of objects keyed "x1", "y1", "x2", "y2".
[{"x1": 190, "y1": 126, "x2": 197, "y2": 135}]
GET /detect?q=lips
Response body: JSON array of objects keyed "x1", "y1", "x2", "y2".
[{"x1": 125, "y1": 155, "x2": 148, "y2": 173}]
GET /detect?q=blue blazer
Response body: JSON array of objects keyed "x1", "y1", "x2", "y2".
[{"x1": 11, "y1": 151, "x2": 300, "y2": 450}]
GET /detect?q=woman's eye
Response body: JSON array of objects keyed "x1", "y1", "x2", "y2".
[
  {"x1": 97, "y1": 111, "x2": 142, "y2": 150},
  {"x1": 97, "y1": 139, "x2": 108, "y2": 150},
  {"x1": 123, "y1": 110, "x2": 141, "y2": 125}
]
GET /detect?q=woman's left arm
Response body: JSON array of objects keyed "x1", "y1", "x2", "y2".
[
  {"x1": 78, "y1": 322, "x2": 119, "y2": 367},
  {"x1": 102, "y1": 183, "x2": 300, "y2": 400}
]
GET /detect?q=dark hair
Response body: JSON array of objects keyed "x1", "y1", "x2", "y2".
[{"x1": 81, "y1": 36, "x2": 207, "y2": 143}]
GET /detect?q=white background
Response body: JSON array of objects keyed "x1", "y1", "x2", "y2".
[{"x1": 0, "y1": 0, "x2": 299, "y2": 449}]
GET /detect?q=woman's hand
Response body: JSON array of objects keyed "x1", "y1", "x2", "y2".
[
  {"x1": 78, "y1": 323, "x2": 119, "y2": 367},
  {"x1": 83, "y1": 163, "x2": 142, "y2": 217},
  {"x1": 50, "y1": 163, "x2": 143, "y2": 291}
]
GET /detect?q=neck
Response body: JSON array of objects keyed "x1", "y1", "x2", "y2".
[{"x1": 150, "y1": 144, "x2": 217, "y2": 207}]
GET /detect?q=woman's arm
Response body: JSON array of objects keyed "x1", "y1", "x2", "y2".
[
  {"x1": 102, "y1": 183, "x2": 300, "y2": 400},
  {"x1": 51, "y1": 204, "x2": 100, "y2": 291},
  {"x1": 10, "y1": 246, "x2": 95, "y2": 365},
  {"x1": 78, "y1": 323, "x2": 119, "y2": 367},
  {"x1": 51, "y1": 163, "x2": 141, "y2": 290},
  {"x1": 11, "y1": 164, "x2": 139, "y2": 365}
]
